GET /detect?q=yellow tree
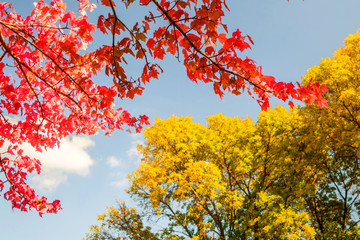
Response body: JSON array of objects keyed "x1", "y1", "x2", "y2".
[
  {"x1": 86, "y1": 107, "x2": 316, "y2": 240},
  {"x1": 298, "y1": 31, "x2": 360, "y2": 239}
]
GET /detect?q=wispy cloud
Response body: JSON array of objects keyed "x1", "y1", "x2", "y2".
[
  {"x1": 108, "y1": 133, "x2": 144, "y2": 188},
  {"x1": 107, "y1": 156, "x2": 123, "y2": 167},
  {"x1": 126, "y1": 133, "x2": 144, "y2": 163},
  {"x1": 111, "y1": 178, "x2": 129, "y2": 188}
]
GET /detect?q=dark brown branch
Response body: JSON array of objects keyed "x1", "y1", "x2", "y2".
[
  {"x1": 150, "y1": 0, "x2": 268, "y2": 93},
  {"x1": 108, "y1": 1, "x2": 150, "y2": 71},
  {"x1": 0, "y1": 31, "x2": 82, "y2": 110},
  {"x1": 0, "y1": 21, "x2": 94, "y2": 103},
  {"x1": 0, "y1": 155, "x2": 33, "y2": 207}
]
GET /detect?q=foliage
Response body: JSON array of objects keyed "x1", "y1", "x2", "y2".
[
  {"x1": 0, "y1": 0, "x2": 326, "y2": 215},
  {"x1": 299, "y1": 31, "x2": 360, "y2": 239},
  {"x1": 86, "y1": 107, "x2": 316, "y2": 240},
  {"x1": 86, "y1": 31, "x2": 360, "y2": 239},
  {"x1": 86, "y1": 202, "x2": 159, "y2": 240}
]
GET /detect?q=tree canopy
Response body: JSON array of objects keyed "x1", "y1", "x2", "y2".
[
  {"x1": 86, "y1": 31, "x2": 360, "y2": 239},
  {"x1": 299, "y1": 31, "x2": 360, "y2": 239},
  {"x1": 0, "y1": 0, "x2": 326, "y2": 215},
  {"x1": 86, "y1": 107, "x2": 316, "y2": 240}
]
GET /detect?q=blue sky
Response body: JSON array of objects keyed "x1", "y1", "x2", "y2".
[{"x1": 1, "y1": 0, "x2": 360, "y2": 239}]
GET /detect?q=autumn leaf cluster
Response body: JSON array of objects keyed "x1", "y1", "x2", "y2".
[{"x1": 0, "y1": 0, "x2": 327, "y2": 215}]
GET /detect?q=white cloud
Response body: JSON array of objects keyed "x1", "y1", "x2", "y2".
[
  {"x1": 126, "y1": 146, "x2": 139, "y2": 158},
  {"x1": 31, "y1": 171, "x2": 68, "y2": 191},
  {"x1": 107, "y1": 133, "x2": 145, "y2": 189},
  {"x1": 111, "y1": 178, "x2": 129, "y2": 189},
  {"x1": 0, "y1": 116, "x2": 96, "y2": 192},
  {"x1": 24, "y1": 136, "x2": 95, "y2": 192},
  {"x1": 126, "y1": 133, "x2": 144, "y2": 163},
  {"x1": 107, "y1": 156, "x2": 123, "y2": 167}
]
